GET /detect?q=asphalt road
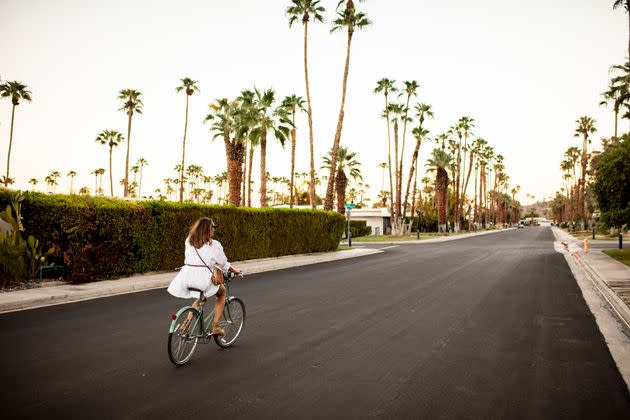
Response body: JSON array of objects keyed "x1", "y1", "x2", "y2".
[{"x1": 2, "y1": 227, "x2": 629, "y2": 419}]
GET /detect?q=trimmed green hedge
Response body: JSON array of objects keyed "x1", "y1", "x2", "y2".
[
  {"x1": 345, "y1": 220, "x2": 372, "y2": 238},
  {"x1": 0, "y1": 190, "x2": 345, "y2": 283}
]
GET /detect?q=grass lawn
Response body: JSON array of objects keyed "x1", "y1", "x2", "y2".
[
  {"x1": 602, "y1": 249, "x2": 630, "y2": 268},
  {"x1": 566, "y1": 230, "x2": 620, "y2": 241}
]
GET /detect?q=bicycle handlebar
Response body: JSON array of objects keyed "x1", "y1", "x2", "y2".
[{"x1": 223, "y1": 271, "x2": 244, "y2": 282}]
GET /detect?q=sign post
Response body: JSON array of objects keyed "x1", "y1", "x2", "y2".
[{"x1": 344, "y1": 203, "x2": 356, "y2": 247}]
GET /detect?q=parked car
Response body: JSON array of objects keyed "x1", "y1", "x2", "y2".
[{"x1": 517, "y1": 223, "x2": 524, "y2": 229}]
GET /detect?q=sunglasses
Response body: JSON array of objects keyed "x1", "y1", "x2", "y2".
[{"x1": 210, "y1": 225, "x2": 218, "y2": 229}]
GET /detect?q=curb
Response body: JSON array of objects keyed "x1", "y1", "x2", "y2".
[
  {"x1": 552, "y1": 227, "x2": 630, "y2": 329},
  {"x1": 571, "y1": 251, "x2": 630, "y2": 330}
]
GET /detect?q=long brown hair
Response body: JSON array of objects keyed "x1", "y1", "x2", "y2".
[{"x1": 188, "y1": 217, "x2": 214, "y2": 248}]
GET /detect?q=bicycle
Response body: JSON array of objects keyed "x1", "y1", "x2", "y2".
[{"x1": 167, "y1": 271, "x2": 246, "y2": 366}]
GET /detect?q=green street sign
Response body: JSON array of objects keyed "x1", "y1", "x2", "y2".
[{"x1": 344, "y1": 203, "x2": 356, "y2": 209}]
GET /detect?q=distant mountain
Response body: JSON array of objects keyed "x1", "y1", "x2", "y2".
[{"x1": 522, "y1": 201, "x2": 552, "y2": 219}]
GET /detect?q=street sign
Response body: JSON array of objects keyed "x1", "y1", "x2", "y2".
[{"x1": 344, "y1": 203, "x2": 356, "y2": 210}]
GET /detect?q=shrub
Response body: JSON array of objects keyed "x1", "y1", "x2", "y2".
[
  {"x1": 345, "y1": 220, "x2": 372, "y2": 238},
  {"x1": 0, "y1": 190, "x2": 345, "y2": 283}
]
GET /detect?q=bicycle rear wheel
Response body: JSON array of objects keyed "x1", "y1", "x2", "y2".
[
  {"x1": 168, "y1": 308, "x2": 201, "y2": 366},
  {"x1": 215, "y1": 298, "x2": 245, "y2": 348}
]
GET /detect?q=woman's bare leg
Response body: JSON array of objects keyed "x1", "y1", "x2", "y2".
[{"x1": 212, "y1": 285, "x2": 226, "y2": 335}]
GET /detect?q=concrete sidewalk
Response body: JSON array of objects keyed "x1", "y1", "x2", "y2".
[{"x1": 553, "y1": 227, "x2": 630, "y2": 329}]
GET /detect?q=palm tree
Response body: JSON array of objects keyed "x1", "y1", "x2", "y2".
[
  {"x1": 287, "y1": 0, "x2": 325, "y2": 209},
  {"x1": 91, "y1": 169, "x2": 99, "y2": 195},
  {"x1": 321, "y1": 146, "x2": 362, "y2": 214},
  {"x1": 573, "y1": 116, "x2": 596, "y2": 223},
  {"x1": 236, "y1": 89, "x2": 257, "y2": 207},
  {"x1": 248, "y1": 88, "x2": 291, "y2": 207},
  {"x1": 0, "y1": 81, "x2": 32, "y2": 186},
  {"x1": 78, "y1": 187, "x2": 90, "y2": 195},
  {"x1": 397, "y1": 80, "x2": 420, "y2": 219},
  {"x1": 96, "y1": 129, "x2": 124, "y2": 197},
  {"x1": 281, "y1": 94, "x2": 306, "y2": 208},
  {"x1": 175, "y1": 78, "x2": 199, "y2": 202},
  {"x1": 406, "y1": 103, "x2": 434, "y2": 220},
  {"x1": 613, "y1": 0, "x2": 630, "y2": 59},
  {"x1": 426, "y1": 149, "x2": 452, "y2": 233},
  {"x1": 118, "y1": 89, "x2": 143, "y2": 197},
  {"x1": 402, "y1": 126, "x2": 429, "y2": 222},
  {"x1": 44, "y1": 175, "x2": 54, "y2": 193},
  {"x1": 130, "y1": 165, "x2": 140, "y2": 197},
  {"x1": 378, "y1": 161, "x2": 388, "y2": 192},
  {"x1": 387, "y1": 102, "x2": 404, "y2": 228},
  {"x1": 453, "y1": 116, "x2": 474, "y2": 231},
  {"x1": 205, "y1": 98, "x2": 246, "y2": 206},
  {"x1": 136, "y1": 157, "x2": 148, "y2": 197},
  {"x1": 324, "y1": 2, "x2": 371, "y2": 211},
  {"x1": 374, "y1": 79, "x2": 397, "y2": 213},
  {"x1": 28, "y1": 178, "x2": 38, "y2": 191},
  {"x1": 67, "y1": 170, "x2": 77, "y2": 194},
  {"x1": 47, "y1": 171, "x2": 61, "y2": 194},
  {"x1": 608, "y1": 62, "x2": 630, "y2": 134}
]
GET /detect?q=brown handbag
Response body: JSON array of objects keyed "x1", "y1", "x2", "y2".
[{"x1": 194, "y1": 248, "x2": 223, "y2": 286}]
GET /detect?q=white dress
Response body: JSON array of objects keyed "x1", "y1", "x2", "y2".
[{"x1": 167, "y1": 238, "x2": 232, "y2": 299}]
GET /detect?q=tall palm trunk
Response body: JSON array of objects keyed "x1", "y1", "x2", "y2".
[
  {"x1": 179, "y1": 95, "x2": 189, "y2": 202},
  {"x1": 410, "y1": 154, "x2": 419, "y2": 223},
  {"x1": 5, "y1": 104, "x2": 16, "y2": 185},
  {"x1": 109, "y1": 147, "x2": 114, "y2": 196},
  {"x1": 392, "y1": 120, "x2": 400, "y2": 232},
  {"x1": 436, "y1": 168, "x2": 448, "y2": 232},
  {"x1": 241, "y1": 143, "x2": 248, "y2": 206},
  {"x1": 290, "y1": 114, "x2": 297, "y2": 208},
  {"x1": 260, "y1": 132, "x2": 268, "y2": 207},
  {"x1": 454, "y1": 140, "x2": 462, "y2": 231},
  {"x1": 247, "y1": 146, "x2": 254, "y2": 207},
  {"x1": 224, "y1": 133, "x2": 243, "y2": 206},
  {"x1": 473, "y1": 165, "x2": 478, "y2": 228},
  {"x1": 481, "y1": 164, "x2": 486, "y2": 226},
  {"x1": 578, "y1": 134, "x2": 587, "y2": 222},
  {"x1": 303, "y1": 20, "x2": 317, "y2": 209},
  {"x1": 402, "y1": 138, "x2": 422, "y2": 224},
  {"x1": 324, "y1": 29, "x2": 354, "y2": 211},
  {"x1": 384, "y1": 95, "x2": 395, "y2": 228},
  {"x1": 139, "y1": 166, "x2": 144, "y2": 196},
  {"x1": 462, "y1": 152, "x2": 474, "y2": 230},
  {"x1": 124, "y1": 112, "x2": 133, "y2": 197},
  {"x1": 336, "y1": 168, "x2": 347, "y2": 215},
  {"x1": 398, "y1": 96, "x2": 411, "y2": 225}
]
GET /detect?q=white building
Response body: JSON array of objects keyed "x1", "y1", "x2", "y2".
[{"x1": 347, "y1": 207, "x2": 391, "y2": 236}]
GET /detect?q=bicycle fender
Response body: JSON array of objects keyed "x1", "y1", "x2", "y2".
[{"x1": 169, "y1": 306, "x2": 197, "y2": 333}]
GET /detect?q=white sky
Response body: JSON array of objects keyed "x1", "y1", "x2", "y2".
[{"x1": 0, "y1": 0, "x2": 626, "y2": 205}]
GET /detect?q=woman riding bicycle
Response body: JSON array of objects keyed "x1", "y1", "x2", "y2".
[{"x1": 167, "y1": 217, "x2": 241, "y2": 336}]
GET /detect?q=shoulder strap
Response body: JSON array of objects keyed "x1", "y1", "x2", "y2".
[{"x1": 193, "y1": 247, "x2": 213, "y2": 272}]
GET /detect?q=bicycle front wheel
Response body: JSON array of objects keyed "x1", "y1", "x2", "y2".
[
  {"x1": 168, "y1": 308, "x2": 200, "y2": 366},
  {"x1": 215, "y1": 298, "x2": 245, "y2": 348}
]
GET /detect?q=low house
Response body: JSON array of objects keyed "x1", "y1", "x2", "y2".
[{"x1": 347, "y1": 207, "x2": 391, "y2": 236}]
